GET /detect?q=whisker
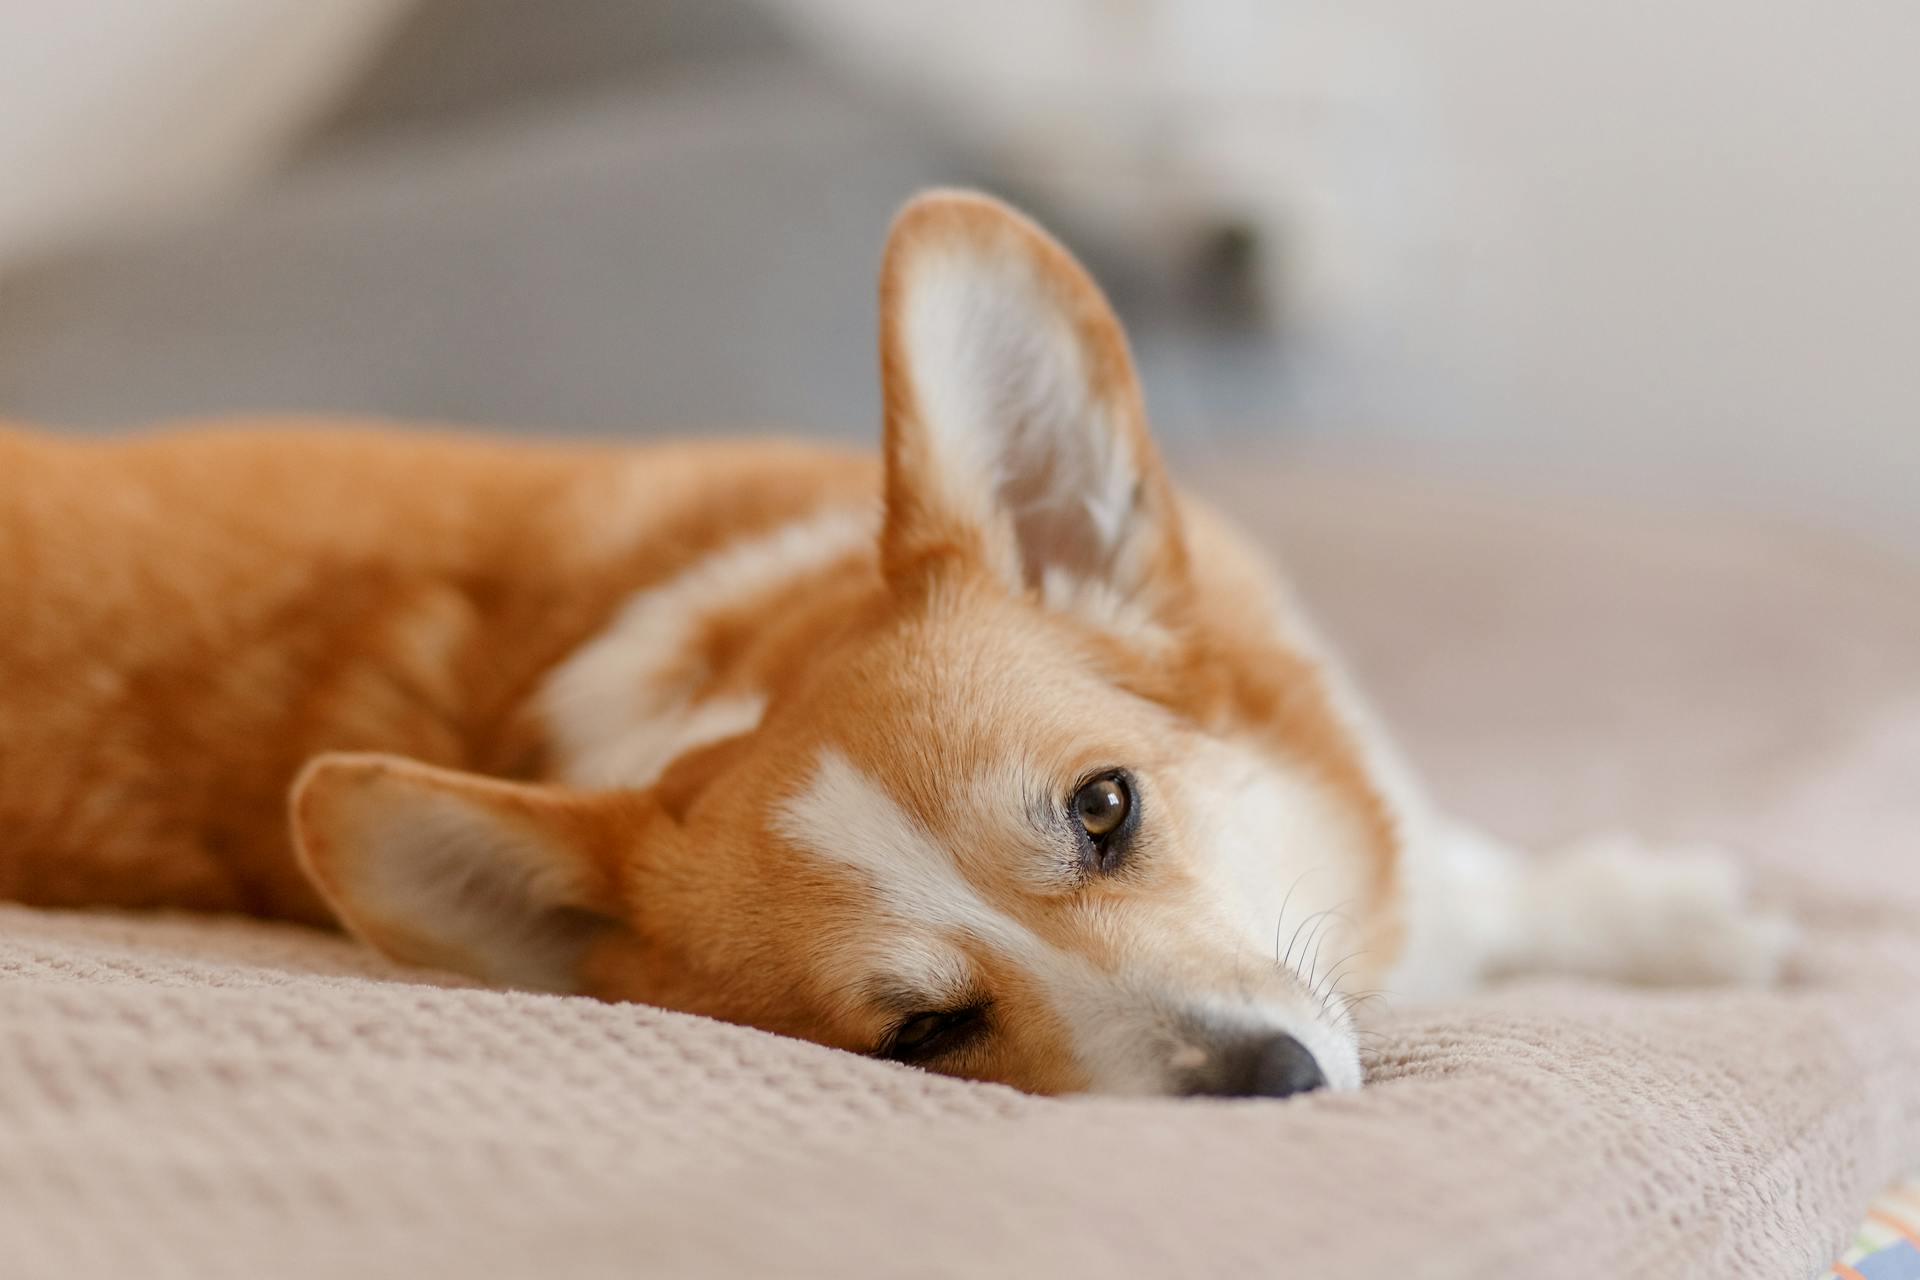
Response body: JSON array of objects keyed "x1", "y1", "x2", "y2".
[
  {"x1": 1313, "y1": 949, "x2": 1370, "y2": 1002},
  {"x1": 1270, "y1": 866, "x2": 1320, "y2": 967},
  {"x1": 1299, "y1": 903, "x2": 1356, "y2": 989},
  {"x1": 1281, "y1": 909, "x2": 1325, "y2": 972},
  {"x1": 1282, "y1": 901, "x2": 1352, "y2": 973},
  {"x1": 1334, "y1": 992, "x2": 1390, "y2": 1021}
]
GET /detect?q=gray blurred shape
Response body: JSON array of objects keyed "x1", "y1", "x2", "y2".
[{"x1": 0, "y1": 0, "x2": 982, "y2": 437}]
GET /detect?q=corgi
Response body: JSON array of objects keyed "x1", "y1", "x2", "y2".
[{"x1": 0, "y1": 191, "x2": 1788, "y2": 1097}]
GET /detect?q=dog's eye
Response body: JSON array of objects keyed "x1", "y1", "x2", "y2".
[
  {"x1": 1074, "y1": 774, "x2": 1130, "y2": 838},
  {"x1": 880, "y1": 1004, "x2": 987, "y2": 1063}
]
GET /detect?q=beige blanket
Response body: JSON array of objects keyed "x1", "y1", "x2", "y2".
[{"x1": 4, "y1": 464, "x2": 1917, "y2": 1279}]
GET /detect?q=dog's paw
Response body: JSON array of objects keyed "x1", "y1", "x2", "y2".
[{"x1": 1518, "y1": 837, "x2": 1796, "y2": 986}]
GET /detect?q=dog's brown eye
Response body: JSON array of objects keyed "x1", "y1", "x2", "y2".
[
  {"x1": 892, "y1": 1013, "x2": 948, "y2": 1053},
  {"x1": 880, "y1": 1004, "x2": 988, "y2": 1063},
  {"x1": 1074, "y1": 773, "x2": 1131, "y2": 840}
]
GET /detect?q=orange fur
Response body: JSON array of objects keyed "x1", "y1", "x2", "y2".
[{"x1": 0, "y1": 424, "x2": 873, "y2": 920}]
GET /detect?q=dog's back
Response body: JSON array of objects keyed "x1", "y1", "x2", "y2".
[{"x1": 0, "y1": 422, "x2": 873, "y2": 920}]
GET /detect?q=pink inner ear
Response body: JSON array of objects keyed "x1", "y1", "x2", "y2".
[
  {"x1": 996, "y1": 430, "x2": 1145, "y2": 590},
  {"x1": 297, "y1": 759, "x2": 620, "y2": 993},
  {"x1": 881, "y1": 201, "x2": 1172, "y2": 602},
  {"x1": 355, "y1": 801, "x2": 606, "y2": 986}
]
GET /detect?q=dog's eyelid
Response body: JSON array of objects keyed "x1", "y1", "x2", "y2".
[
  {"x1": 873, "y1": 998, "x2": 993, "y2": 1062},
  {"x1": 864, "y1": 980, "x2": 982, "y2": 1022}
]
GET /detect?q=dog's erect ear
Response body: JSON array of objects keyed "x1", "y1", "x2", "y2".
[
  {"x1": 877, "y1": 190, "x2": 1188, "y2": 618},
  {"x1": 292, "y1": 753, "x2": 636, "y2": 992}
]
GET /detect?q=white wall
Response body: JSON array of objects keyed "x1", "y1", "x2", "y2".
[
  {"x1": 0, "y1": 0, "x2": 408, "y2": 266},
  {"x1": 774, "y1": 1, "x2": 1920, "y2": 555},
  {"x1": 1366, "y1": 1, "x2": 1920, "y2": 554}
]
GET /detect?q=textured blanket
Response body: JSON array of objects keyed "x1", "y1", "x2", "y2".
[{"x1": 4, "y1": 463, "x2": 1917, "y2": 1279}]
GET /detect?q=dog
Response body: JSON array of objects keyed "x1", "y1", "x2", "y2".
[{"x1": 0, "y1": 191, "x2": 1788, "y2": 1097}]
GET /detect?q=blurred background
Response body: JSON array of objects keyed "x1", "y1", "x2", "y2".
[{"x1": 2, "y1": 0, "x2": 1914, "y2": 558}]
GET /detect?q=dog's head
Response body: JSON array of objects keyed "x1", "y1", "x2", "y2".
[{"x1": 293, "y1": 192, "x2": 1401, "y2": 1097}]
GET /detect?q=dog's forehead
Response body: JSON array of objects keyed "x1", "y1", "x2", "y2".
[
  {"x1": 766, "y1": 733, "x2": 1236, "y2": 984},
  {"x1": 829, "y1": 607, "x2": 1185, "y2": 787},
  {"x1": 772, "y1": 745, "x2": 1055, "y2": 923},
  {"x1": 770, "y1": 744, "x2": 1078, "y2": 1006},
  {"x1": 781, "y1": 652, "x2": 1173, "y2": 903}
]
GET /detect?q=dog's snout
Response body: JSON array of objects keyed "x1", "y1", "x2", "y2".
[{"x1": 1190, "y1": 1032, "x2": 1328, "y2": 1100}]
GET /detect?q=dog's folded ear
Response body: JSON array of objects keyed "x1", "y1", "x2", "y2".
[
  {"x1": 877, "y1": 189, "x2": 1189, "y2": 625},
  {"x1": 291, "y1": 753, "x2": 637, "y2": 992}
]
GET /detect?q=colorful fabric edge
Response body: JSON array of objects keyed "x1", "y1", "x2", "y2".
[{"x1": 1830, "y1": 1170, "x2": 1920, "y2": 1280}]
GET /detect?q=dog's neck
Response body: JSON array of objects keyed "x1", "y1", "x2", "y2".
[{"x1": 531, "y1": 504, "x2": 883, "y2": 789}]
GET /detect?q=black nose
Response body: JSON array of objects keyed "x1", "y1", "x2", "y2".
[{"x1": 1192, "y1": 1033, "x2": 1328, "y2": 1099}]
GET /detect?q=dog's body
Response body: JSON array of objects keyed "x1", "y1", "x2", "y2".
[
  {"x1": 0, "y1": 427, "x2": 877, "y2": 921},
  {"x1": 0, "y1": 193, "x2": 1786, "y2": 1097}
]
